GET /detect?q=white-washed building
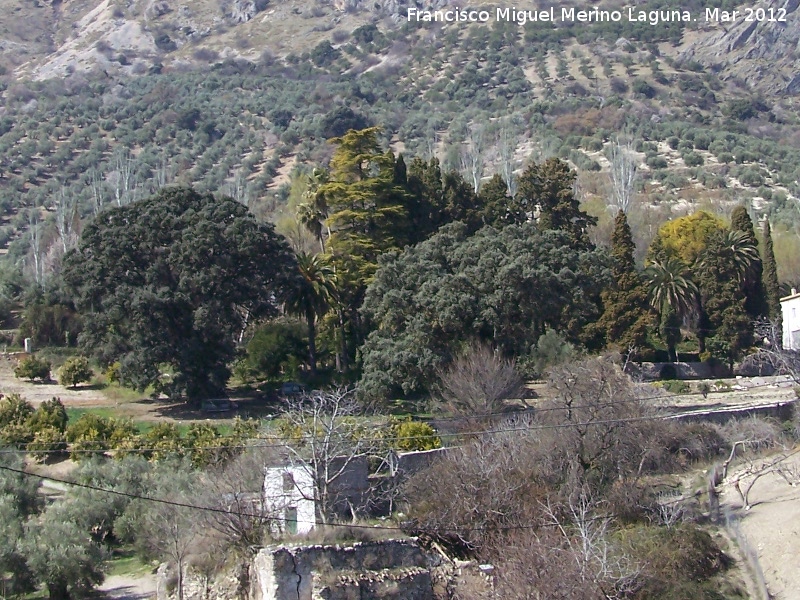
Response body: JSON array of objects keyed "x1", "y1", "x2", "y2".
[
  {"x1": 263, "y1": 465, "x2": 316, "y2": 535},
  {"x1": 781, "y1": 288, "x2": 800, "y2": 350}
]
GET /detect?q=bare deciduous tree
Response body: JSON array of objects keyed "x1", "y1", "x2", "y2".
[
  {"x1": 225, "y1": 168, "x2": 251, "y2": 207},
  {"x1": 498, "y1": 123, "x2": 519, "y2": 197},
  {"x1": 111, "y1": 148, "x2": 138, "y2": 207},
  {"x1": 200, "y1": 447, "x2": 279, "y2": 550},
  {"x1": 89, "y1": 169, "x2": 107, "y2": 216},
  {"x1": 277, "y1": 387, "x2": 383, "y2": 524},
  {"x1": 27, "y1": 210, "x2": 45, "y2": 290},
  {"x1": 460, "y1": 125, "x2": 486, "y2": 194},
  {"x1": 54, "y1": 187, "x2": 78, "y2": 254},
  {"x1": 754, "y1": 318, "x2": 800, "y2": 383},
  {"x1": 141, "y1": 493, "x2": 201, "y2": 600},
  {"x1": 542, "y1": 493, "x2": 640, "y2": 599},
  {"x1": 608, "y1": 137, "x2": 638, "y2": 214},
  {"x1": 435, "y1": 343, "x2": 524, "y2": 416}
]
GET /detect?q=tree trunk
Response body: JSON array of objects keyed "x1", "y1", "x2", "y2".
[
  {"x1": 307, "y1": 310, "x2": 317, "y2": 376},
  {"x1": 177, "y1": 560, "x2": 184, "y2": 600},
  {"x1": 48, "y1": 579, "x2": 70, "y2": 600},
  {"x1": 337, "y1": 309, "x2": 348, "y2": 373}
]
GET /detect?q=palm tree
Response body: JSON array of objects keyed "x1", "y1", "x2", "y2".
[
  {"x1": 644, "y1": 257, "x2": 699, "y2": 319},
  {"x1": 645, "y1": 257, "x2": 699, "y2": 361},
  {"x1": 298, "y1": 168, "x2": 330, "y2": 253},
  {"x1": 283, "y1": 252, "x2": 336, "y2": 375},
  {"x1": 698, "y1": 229, "x2": 760, "y2": 284}
]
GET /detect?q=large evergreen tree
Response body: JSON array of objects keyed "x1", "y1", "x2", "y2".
[
  {"x1": 319, "y1": 127, "x2": 411, "y2": 289},
  {"x1": 593, "y1": 211, "x2": 653, "y2": 354},
  {"x1": 762, "y1": 219, "x2": 781, "y2": 320},
  {"x1": 517, "y1": 158, "x2": 597, "y2": 249},
  {"x1": 63, "y1": 186, "x2": 297, "y2": 399},
  {"x1": 359, "y1": 222, "x2": 608, "y2": 401},
  {"x1": 731, "y1": 205, "x2": 768, "y2": 319},
  {"x1": 406, "y1": 157, "x2": 446, "y2": 241},
  {"x1": 478, "y1": 174, "x2": 523, "y2": 228},
  {"x1": 697, "y1": 230, "x2": 755, "y2": 366}
]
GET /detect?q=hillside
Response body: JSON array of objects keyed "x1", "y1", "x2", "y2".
[{"x1": 0, "y1": 0, "x2": 799, "y2": 278}]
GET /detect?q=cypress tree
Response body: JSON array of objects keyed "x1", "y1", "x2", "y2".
[
  {"x1": 660, "y1": 303, "x2": 682, "y2": 362},
  {"x1": 731, "y1": 205, "x2": 769, "y2": 319},
  {"x1": 594, "y1": 210, "x2": 653, "y2": 354},
  {"x1": 762, "y1": 219, "x2": 781, "y2": 320},
  {"x1": 697, "y1": 230, "x2": 753, "y2": 367}
]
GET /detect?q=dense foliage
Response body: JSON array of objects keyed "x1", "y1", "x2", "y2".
[
  {"x1": 360, "y1": 222, "x2": 609, "y2": 400},
  {"x1": 63, "y1": 186, "x2": 298, "y2": 399}
]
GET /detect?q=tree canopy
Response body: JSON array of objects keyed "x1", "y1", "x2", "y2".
[
  {"x1": 359, "y1": 222, "x2": 609, "y2": 400},
  {"x1": 63, "y1": 186, "x2": 297, "y2": 399},
  {"x1": 647, "y1": 210, "x2": 726, "y2": 266}
]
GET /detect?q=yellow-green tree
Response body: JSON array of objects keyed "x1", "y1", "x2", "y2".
[{"x1": 647, "y1": 211, "x2": 726, "y2": 266}]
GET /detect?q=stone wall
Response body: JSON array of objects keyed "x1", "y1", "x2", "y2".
[
  {"x1": 249, "y1": 539, "x2": 436, "y2": 600},
  {"x1": 634, "y1": 361, "x2": 730, "y2": 381}
]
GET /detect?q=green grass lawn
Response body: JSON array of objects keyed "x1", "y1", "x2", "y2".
[
  {"x1": 105, "y1": 549, "x2": 155, "y2": 578},
  {"x1": 66, "y1": 407, "x2": 240, "y2": 437}
]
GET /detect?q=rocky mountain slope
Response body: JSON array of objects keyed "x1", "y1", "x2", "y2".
[{"x1": 1, "y1": 0, "x2": 798, "y2": 95}]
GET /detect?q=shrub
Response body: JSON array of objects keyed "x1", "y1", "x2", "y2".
[
  {"x1": 59, "y1": 356, "x2": 93, "y2": 389},
  {"x1": 632, "y1": 78, "x2": 656, "y2": 98},
  {"x1": 659, "y1": 363, "x2": 677, "y2": 380},
  {"x1": 663, "y1": 380, "x2": 690, "y2": 394},
  {"x1": 0, "y1": 393, "x2": 34, "y2": 427},
  {"x1": 142, "y1": 423, "x2": 185, "y2": 462},
  {"x1": 28, "y1": 397, "x2": 68, "y2": 433},
  {"x1": 66, "y1": 413, "x2": 117, "y2": 444},
  {"x1": 682, "y1": 151, "x2": 704, "y2": 167},
  {"x1": 391, "y1": 419, "x2": 442, "y2": 452},
  {"x1": 614, "y1": 524, "x2": 731, "y2": 598},
  {"x1": 28, "y1": 426, "x2": 67, "y2": 462},
  {"x1": 14, "y1": 355, "x2": 51, "y2": 382},
  {"x1": 0, "y1": 422, "x2": 34, "y2": 447},
  {"x1": 647, "y1": 156, "x2": 668, "y2": 169},
  {"x1": 104, "y1": 362, "x2": 121, "y2": 384}
]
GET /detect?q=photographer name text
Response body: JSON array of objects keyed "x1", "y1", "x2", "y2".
[{"x1": 406, "y1": 6, "x2": 789, "y2": 26}]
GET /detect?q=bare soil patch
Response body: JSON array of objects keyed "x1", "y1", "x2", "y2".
[
  {"x1": 96, "y1": 574, "x2": 157, "y2": 600},
  {"x1": 721, "y1": 451, "x2": 800, "y2": 599}
]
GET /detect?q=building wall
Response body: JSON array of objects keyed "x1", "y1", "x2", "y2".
[
  {"x1": 249, "y1": 539, "x2": 435, "y2": 600},
  {"x1": 263, "y1": 466, "x2": 316, "y2": 535},
  {"x1": 782, "y1": 293, "x2": 800, "y2": 350}
]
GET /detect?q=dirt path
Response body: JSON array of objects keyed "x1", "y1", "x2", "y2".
[
  {"x1": 721, "y1": 452, "x2": 800, "y2": 600},
  {"x1": 0, "y1": 354, "x2": 113, "y2": 407},
  {"x1": 97, "y1": 574, "x2": 158, "y2": 600}
]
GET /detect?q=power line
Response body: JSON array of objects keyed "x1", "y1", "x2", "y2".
[
  {"x1": 0, "y1": 463, "x2": 613, "y2": 534},
  {"x1": 1, "y1": 379, "x2": 791, "y2": 456}
]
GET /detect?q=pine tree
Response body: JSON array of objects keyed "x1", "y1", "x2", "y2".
[
  {"x1": 406, "y1": 156, "x2": 446, "y2": 242},
  {"x1": 478, "y1": 173, "x2": 515, "y2": 228},
  {"x1": 517, "y1": 158, "x2": 597, "y2": 250},
  {"x1": 731, "y1": 205, "x2": 768, "y2": 319},
  {"x1": 594, "y1": 210, "x2": 653, "y2": 354}
]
